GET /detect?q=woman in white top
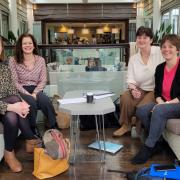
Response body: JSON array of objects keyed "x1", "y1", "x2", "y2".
[{"x1": 113, "y1": 26, "x2": 164, "y2": 137}]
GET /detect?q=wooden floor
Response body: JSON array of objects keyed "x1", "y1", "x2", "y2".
[{"x1": 0, "y1": 127, "x2": 175, "y2": 180}]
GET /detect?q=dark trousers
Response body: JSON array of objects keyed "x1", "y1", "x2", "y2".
[
  {"x1": 0, "y1": 95, "x2": 35, "y2": 151},
  {"x1": 20, "y1": 86, "x2": 56, "y2": 128}
]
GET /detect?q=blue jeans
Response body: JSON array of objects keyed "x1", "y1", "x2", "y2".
[{"x1": 136, "y1": 102, "x2": 180, "y2": 147}]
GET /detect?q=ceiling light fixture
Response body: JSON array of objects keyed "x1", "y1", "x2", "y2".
[
  {"x1": 103, "y1": 25, "x2": 110, "y2": 32},
  {"x1": 96, "y1": 28, "x2": 103, "y2": 34},
  {"x1": 59, "y1": 25, "x2": 68, "y2": 33},
  {"x1": 112, "y1": 28, "x2": 119, "y2": 34},
  {"x1": 82, "y1": 24, "x2": 89, "y2": 34},
  {"x1": 68, "y1": 28, "x2": 74, "y2": 34}
]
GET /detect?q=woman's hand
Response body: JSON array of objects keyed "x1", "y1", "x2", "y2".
[
  {"x1": 156, "y1": 97, "x2": 165, "y2": 104},
  {"x1": 7, "y1": 102, "x2": 30, "y2": 118},
  {"x1": 31, "y1": 92, "x2": 37, "y2": 99},
  {"x1": 131, "y1": 88, "x2": 142, "y2": 99},
  {"x1": 128, "y1": 83, "x2": 137, "y2": 90},
  {"x1": 128, "y1": 83, "x2": 142, "y2": 99}
]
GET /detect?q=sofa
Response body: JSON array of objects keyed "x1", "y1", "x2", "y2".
[{"x1": 163, "y1": 119, "x2": 180, "y2": 160}]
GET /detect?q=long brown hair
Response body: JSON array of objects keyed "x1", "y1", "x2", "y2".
[
  {"x1": 0, "y1": 37, "x2": 5, "y2": 62},
  {"x1": 14, "y1": 33, "x2": 39, "y2": 63}
]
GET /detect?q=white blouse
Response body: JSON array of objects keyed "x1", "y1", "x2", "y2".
[{"x1": 127, "y1": 46, "x2": 164, "y2": 91}]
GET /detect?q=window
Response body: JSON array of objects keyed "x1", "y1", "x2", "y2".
[
  {"x1": 162, "y1": 12, "x2": 170, "y2": 28},
  {"x1": 19, "y1": 20, "x2": 28, "y2": 35},
  {"x1": 171, "y1": 9, "x2": 179, "y2": 34},
  {"x1": 1, "y1": 12, "x2": 9, "y2": 38},
  {"x1": 162, "y1": 7, "x2": 180, "y2": 35}
]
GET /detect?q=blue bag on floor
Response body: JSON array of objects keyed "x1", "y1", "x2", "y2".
[
  {"x1": 130, "y1": 166, "x2": 180, "y2": 180},
  {"x1": 132, "y1": 168, "x2": 163, "y2": 180}
]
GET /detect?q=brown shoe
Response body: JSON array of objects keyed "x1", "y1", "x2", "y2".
[
  {"x1": 4, "y1": 150, "x2": 22, "y2": 173},
  {"x1": 113, "y1": 124, "x2": 131, "y2": 137},
  {"x1": 26, "y1": 138, "x2": 42, "y2": 153}
]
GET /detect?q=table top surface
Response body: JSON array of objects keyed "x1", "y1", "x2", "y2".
[{"x1": 59, "y1": 90, "x2": 115, "y2": 115}]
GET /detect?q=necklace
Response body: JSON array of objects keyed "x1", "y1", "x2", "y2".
[
  {"x1": 141, "y1": 51, "x2": 151, "y2": 65},
  {"x1": 24, "y1": 57, "x2": 36, "y2": 70}
]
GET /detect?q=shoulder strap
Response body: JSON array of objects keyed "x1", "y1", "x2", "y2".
[{"x1": 51, "y1": 130, "x2": 67, "y2": 158}]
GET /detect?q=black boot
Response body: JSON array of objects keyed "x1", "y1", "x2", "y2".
[{"x1": 131, "y1": 145, "x2": 154, "y2": 164}]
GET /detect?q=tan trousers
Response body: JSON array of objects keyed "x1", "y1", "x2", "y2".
[{"x1": 119, "y1": 90, "x2": 155, "y2": 127}]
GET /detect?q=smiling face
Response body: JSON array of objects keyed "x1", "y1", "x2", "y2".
[
  {"x1": 136, "y1": 34, "x2": 153, "y2": 50},
  {"x1": 22, "y1": 36, "x2": 34, "y2": 55},
  {"x1": 161, "y1": 40, "x2": 178, "y2": 61}
]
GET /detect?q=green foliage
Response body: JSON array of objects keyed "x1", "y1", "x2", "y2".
[
  {"x1": 8, "y1": 30, "x2": 16, "y2": 44},
  {"x1": 153, "y1": 22, "x2": 172, "y2": 43}
]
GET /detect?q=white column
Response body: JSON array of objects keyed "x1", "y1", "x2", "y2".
[
  {"x1": 153, "y1": 0, "x2": 161, "y2": 33},
  {"x1": 27, "y1": 2, "x2": 34, "y2": 34},
  {"x1": 136, "y1": 2, "x2": 145, "y2": 30},
  {"x1": 9, "y1": 0, "x2": 18, "y2": 38}
]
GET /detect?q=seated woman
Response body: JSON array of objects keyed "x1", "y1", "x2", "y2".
[
  {"x1": 132, "y1": 34, "x2": 180, "y2": 164},
  {"x1": 85, "y1": 58, "x2": 107, "y2": 71},
  {"x1": 85, "y1": 58, "x2": 96, "y2": 71},
  {"x1": 9, "y1": 33, "x2": 57, "y2": 134},
  {"x1": 65, "y1": 56, "x2": 73, "y2": 65},
  {"x1": 0, "y1": 37, "x2": 41, "y2": 173},
  {"x1": 113, "y1": 26, "x2": 164, "y2": 137}
]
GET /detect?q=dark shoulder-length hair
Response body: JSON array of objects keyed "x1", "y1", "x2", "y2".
[
  {"x1": 14, "y1": 33, "x2": 39, "y2": 63},
  {"x1": 0, "y1": 37, "x2": 5, "y2": 62},
  {"x1": 136, "y1": 26, "x2": 153, "y2": 40}
]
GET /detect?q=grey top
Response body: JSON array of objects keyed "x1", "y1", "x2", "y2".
[{"x1": 59, "y1": 90, "x2": 115, "y2": 115}]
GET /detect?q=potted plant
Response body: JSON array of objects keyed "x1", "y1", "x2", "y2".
[
  {"x1": 153, "y1": 22, "x2": 172, "y2": 43},
  {"x1": 8, "y1": 30, "x2": 16, "y2": 44}
]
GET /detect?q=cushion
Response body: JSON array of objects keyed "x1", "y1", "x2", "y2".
[
  {"x1": 0, "y1": 122, "x2": 3, "y2": 134},
  {"x1": 166, "y1": 119, "x2": 180, "y2": 135}
]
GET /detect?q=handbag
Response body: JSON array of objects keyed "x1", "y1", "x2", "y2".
[
  {"x1": 43, "y1": 129, "x2": 70, "y2": 159},
  {"x1": 56, "y1": 110, "x2": 71, "y2": 129},
  {"x1": 33, "y1": 148, "x2": 69, "y2": 179},
  {"x1": 52, "y1": 95, "x2": 71, "y2": 129},
  {"x1": 43, "y1": 129, "x2": 70, "y2": 160}
]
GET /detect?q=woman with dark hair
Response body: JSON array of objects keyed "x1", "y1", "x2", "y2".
[
  {"x1": 132, "y1": 34, "x2": 180, "y2": 164},
  {"x1": 9, "y1": 33, "x2": 57, "y2": 134},
  {"x1": 85, "y1": 58, "x2": 96, "y2": 71},
  {"x1": 113, "y1": 26, "x2": 164, "y2": 137},
  {"x1": 0, "y1": 37, "x2": 41, "y2": 173}
]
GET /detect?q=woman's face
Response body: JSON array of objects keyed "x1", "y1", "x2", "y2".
[
  {"x1": 161, "y1": 40, "x2": 178, "y2": 61},
  {"x1": 136, "y1": 34, "x2": 152, "y2": 50},
  {"x1": 22, "y1": 37, "x2": 34, "y2": 55},
  {"x1": 89, "y1": 59, "x2": 95, "y2": 67}
]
